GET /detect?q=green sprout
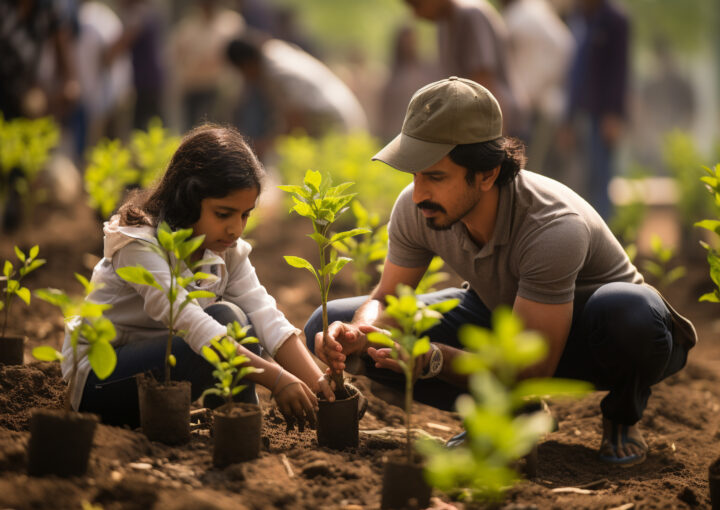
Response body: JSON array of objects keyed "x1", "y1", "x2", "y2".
[
  {"x1": 367, "y1": 284, "x2": 459, "y2": 461},
  {"x1": 279, "y1": 169, "x2": 370, "y2": 397},
  {"x1": 332, "y1": 201, "x2": 388, "y2": 294},
  {"x1": 641, "y1": 234, "x2": 686, "y2": 290},
  {"x1": 115, "y1": 222, "x2": 217, "y2": 384},
  {"x1": 695, "y1": 163, "x2": 720, "y2": 302},
  {"x1": 33, "y1": 274, "x2": 117, "y2": 411},
  {"x1": 419, "y1": 307, "x2": 592, "y2": 502},
  {"x1": 201, "y1": 321, "x2": 262, "y2": 409},
  {"x1": 1, "y1": 245, "x2": 45, "y2": 338}
]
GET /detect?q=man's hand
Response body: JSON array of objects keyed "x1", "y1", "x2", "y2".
[
  {"x1": 367, "y1": 345, "x2": 431, "y2": 380},
  {"x1": 314, "y1": 321, "x2": 379, "y2": 371}
]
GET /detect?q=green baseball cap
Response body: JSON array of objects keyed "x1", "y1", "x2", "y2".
[{"x1": 372, "y1": 76, "x2": 503, "y2": 173}]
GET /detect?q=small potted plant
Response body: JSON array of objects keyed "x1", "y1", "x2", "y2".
[
  {"x1": 30, "y1": 273, "x2": 117, "y2": 477},
  {"x1": 116, "y1": 222, "x2": 216, "y2": 444},
  {"x1": 0, "y1": 245, "x2": 45, "y2": 365},
  {"x1": 201, "y1": 321, "x2": 263, "y2": 467},
  {"x1": 366, "y1": 284, "x2": 459, "y2": 510},
  {"x1": 279, "y1": 169, "x2": 369, "y2": 449}
]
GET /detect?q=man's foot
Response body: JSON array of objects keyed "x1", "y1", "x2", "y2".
[{"x1": 598, "y1": 418, "x2": 648, "y2": 466}]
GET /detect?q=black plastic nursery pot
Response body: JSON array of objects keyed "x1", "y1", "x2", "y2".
[
  {"x1": 709, "y1": 457, "x2": 720, "y2": 510},
  {"x1": 381, "y1": 453, "x2": 432, "y2": 510},
  {"x1": 317, "y1": 383, "x2": 364, "y2": 450},
  {"x1": 0, "y1": 335, "x2": 25, "y2": 365},
  {"x1": 27, "y1": 408, "x2": 98, "y2": 477},
  {"x1": 212, "y1": 402, "x2": 262, "y2": 467},
  {"x1": 137, "y1": 375, "x2": 191, "y2": 445}
]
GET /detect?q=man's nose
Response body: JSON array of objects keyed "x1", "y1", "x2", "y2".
[{"x1": 412, "y1": 175, "x2": 428, "y2": 204}]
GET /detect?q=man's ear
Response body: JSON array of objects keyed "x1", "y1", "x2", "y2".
[{"x1": 478, "y1": 165, "x2": 501, "y2": 191}]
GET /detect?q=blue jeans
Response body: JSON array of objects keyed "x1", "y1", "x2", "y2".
[
  {"x1": 304, "y1": 283, "x2": 688, "y2": 425},
  {"x1": 80, "y1": 303, "x2": 260, "y2": 428}
]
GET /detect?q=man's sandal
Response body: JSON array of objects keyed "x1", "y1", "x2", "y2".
[{"x1": 598, "y1": 423, "x2": 648, "y2": 466}]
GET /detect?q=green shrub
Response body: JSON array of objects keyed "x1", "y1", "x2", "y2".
[
  {"x1": 419, "y1": 308, "x2": 592, "y2": 502},
  {"x1": 695, "y1": 163, "x2": 720, "y2": 302},
  {"x1": 1, "y1": 245, "x2": 45, "y2": 337}
]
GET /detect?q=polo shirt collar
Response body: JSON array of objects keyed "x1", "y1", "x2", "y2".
[{"x1": 451, "y1": 180, "x2": 515, "y2": 258}]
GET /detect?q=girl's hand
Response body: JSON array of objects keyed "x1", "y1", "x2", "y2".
[
  {"x1": 316, "y1": 373, "x2": 336, "y2": 402},
  {"x1": 367, "y1": 346, "x2": 431, "y2": 380},
  {"x1": 272, "y1": 371, "x2": 318, "y2": 432}
]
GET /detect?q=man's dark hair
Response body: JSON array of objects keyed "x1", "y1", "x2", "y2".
[
  {"x1": 448, "y1": 137, "x2": 526, "y2": 187},
  {"x1": 119, "y1": 124, "x2": 264, "y2": 229},
  {"x1": 226, "y1": 38, "x2": 262, "y2": 68}
]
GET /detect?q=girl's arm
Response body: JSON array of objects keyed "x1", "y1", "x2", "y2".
[{"x1": 273, "y1": 333, "x2": 334, "y2": 401}]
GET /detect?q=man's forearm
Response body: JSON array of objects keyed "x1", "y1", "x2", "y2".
[{"x1": 434, "y1": 343, "x2": 469, "y2": 390}]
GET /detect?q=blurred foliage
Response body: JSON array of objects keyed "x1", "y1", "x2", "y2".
[
  {"x1": 662, "y1": 131, "x2": 720, "y2": 238},
  {"x1": 641, "y1": 234, "x2": 686, "y2": 290},
  {"x1": 621, "y1": 0, "x2": 717, "y2": 53},
  {"x1": 419, "y1": 308, "x2": 592, "y2": 502},
  {"x1": 84, "y1": 118, "x2": 180, "y2": 220},
  {"x1": 695, "y1": 163, "x2": 720, "y2": 302},
  {"x1": 333, "y1": 201, "x2": 388, "y2": 294},
  {"x1": 0, "y1": 114, "x2": 59, "y2": 220},
  {"x1": 274, "y1": 131, "x2": 411, "y2": 221}
]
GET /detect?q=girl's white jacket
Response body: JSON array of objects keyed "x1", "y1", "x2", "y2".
[{"x1": 62, "y1": 216, "x2": 300, "y2": 410}]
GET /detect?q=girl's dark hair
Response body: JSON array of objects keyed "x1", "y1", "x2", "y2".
[
  {"x1": 448, "y1": 137, "x2": 526, "y2": 187},
  {"x1": 119, "y1": 124, "x2": 264, "y2": 228}
]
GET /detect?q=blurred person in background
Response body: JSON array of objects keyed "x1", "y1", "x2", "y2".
[
  {"x1": 170, "y1": 0, "x2": 245, "y2": 131},
  {"x1": 378, "y1": 24, "x2": 441, "y2": 142},
  {"x1": 226, "y1": 32, "x2": 368, "y2": 160},
  {"x1": 75, "y1": 0, "x2": 133, "y2": 154},
  {"x1": 563, "y1": 0, "x2": 630, "y2": 221},
  {"x1": 105, "y1": 0, "x2": 167, "y2": 131},
  {"x1": 502, "y1": 0, "x2": 575, "y2": 179},
  {"x1": 403, "y1": 0, "x2": 528, "y2": 139},
  {"x1": 0, "y1": 0, "x2": 80, "y2": 120}
]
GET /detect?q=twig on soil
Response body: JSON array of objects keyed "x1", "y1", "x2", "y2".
[{"x1": 280, "y1": 454, "x2": 294, "y2": 478}]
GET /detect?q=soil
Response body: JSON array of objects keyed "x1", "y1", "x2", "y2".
[{"x1": 1, "y1": 196, "x2": 720, "y2": 510}]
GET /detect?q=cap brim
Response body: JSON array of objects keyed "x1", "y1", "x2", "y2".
[{"x1": 371, "y1": 132, "x2": 455, "y2": 173}]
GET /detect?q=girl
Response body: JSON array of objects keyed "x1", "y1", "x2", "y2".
[{"x1": 63, "y1": 123, "x2": 334, "y2": 430}]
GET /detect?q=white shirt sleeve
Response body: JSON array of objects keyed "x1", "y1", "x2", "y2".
[
  {"x1": 222, "y1": 244, "x2": 300, "y2": 356},
  {"x1": 113, "y1": 242, "x2": 227, "y2": 354}
]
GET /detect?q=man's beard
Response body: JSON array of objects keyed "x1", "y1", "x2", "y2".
[{"x1": 417, "y1": 200, "x2": 454, "y2": 230}]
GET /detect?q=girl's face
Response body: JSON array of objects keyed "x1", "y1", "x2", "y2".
[{"x1": 191, "y1": 187, "x2": 259, "y2": 255}]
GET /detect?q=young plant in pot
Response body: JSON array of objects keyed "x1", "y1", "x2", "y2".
[
  {"x1": 279, "y1": 169, "x2": 369, "y2": 449},
  {"x1": 0, "y1": 245, "x2": 45, "y2": 365},
  {"x1": 365, "y1": 284, "x2": 459, "y2": 510},
  {"x1": 201, "y1": 321, "x2": 262, "y2": 467},
  {"x1": 418, "y1": 307, "x2": 591, "y2": 504},
  {"x1": 30, "y1": 273, "x2": 117, "y2": 477},
  {"x1": 116, "y1": 221, "x2": 217, "y2": 444}
]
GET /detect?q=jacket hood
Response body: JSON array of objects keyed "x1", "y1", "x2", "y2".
[{"x1": 103, "y1": 215, "x2": 157, "y2": 259}]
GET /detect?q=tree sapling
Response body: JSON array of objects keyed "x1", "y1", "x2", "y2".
[
  {"x1": 0, "y1": 245, "x2": 45, "y2": 364},
  {"x1": 279, "y1": 169, "x2": 369, "y2": 398}
]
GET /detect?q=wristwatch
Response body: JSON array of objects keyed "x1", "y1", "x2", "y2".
[{"x1": 419, "y1": 343, "x2": 443, "y2": 379}]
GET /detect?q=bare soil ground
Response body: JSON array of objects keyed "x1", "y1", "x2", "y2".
[{"x1": 1, "y1": 197, "x2": 719, "y2": 510}]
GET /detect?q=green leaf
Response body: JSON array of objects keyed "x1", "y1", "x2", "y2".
[
  {"x1": 284, "y1": 255, "x2": 315, "y2": 271},
  {"x1": 16, "y1": 287, "x2": 30, "y2": 305},
  {"x1": 168, "y1": 354, "x2": 177, "y2": 367},
  {"x1": 32, "y1": 345, "x2": 63, "y2": 362},
  {"x1": 511, "y1": 378, "x2": 593, "y2": 403},
  {"x1": 3, "y1": 261, "x2": 12, "y2": 277},
  {"x1": 29, "y1": 245, "x2": 39, "y2": 259},
  {"x1": 329, "y1": 228, "x2": 371, "y2": 245},
  {"x1": 187, "y1": 290, "x2": 215, "y2": 300},
  {"x1": 202, "y1": 345, "x2": 220, "y2": 364},
  {"x1": 88, "y1": 340, "x2": 117, "y2": 380},
  {"x1": 14, "y1": 246, "x2": 25, "y2": 263},
  {"x1": 694, "y1": 219, "x2": 720, "y2": 234},
  {"x1": 157, "y1": 224, "x2": 174, "y2": 251},
  {"x1": 367, "y1": 331, "x2": 395, "y2": 348},
  {"x1": 412, "y1": 337, "x2": 431, "y2": 358},
  {"x1": 304, "y1": 169, "x2": 322, "y2": 192},
  {"x1": 427, "y1": 299, "x2": 460, "y2": 314},
  {"x1": 308, "y1": 232, "x2": 328, "y2": 246},
  {"x1": 116, "y1": 266, "x2": 162, "y2": 289},
  {"x1": 326, "y1": 257, "x2": 351, "y2": 277}
]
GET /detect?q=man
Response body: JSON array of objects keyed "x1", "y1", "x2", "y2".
[
  {"x1": 304, "y1": 77, "x2": 696, "y2": 466},
  {"x1": 403, "y1": 0, "x2": 526, "y2": 138}
]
